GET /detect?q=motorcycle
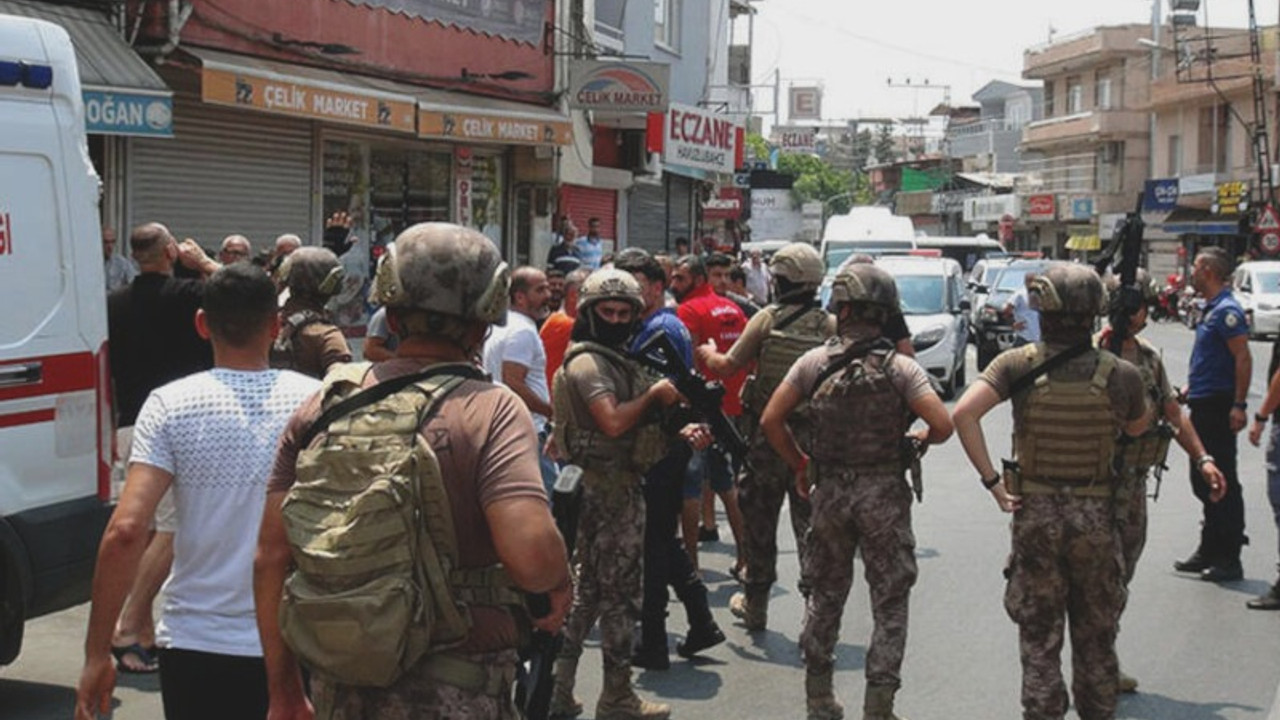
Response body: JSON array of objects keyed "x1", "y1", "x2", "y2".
[
  {"x1": 1179, "y1": 287, "x2": 1204, "y2": 328},
  {"x1": 1153, "y1": 273, "x2": 1184, "y2": 323}
]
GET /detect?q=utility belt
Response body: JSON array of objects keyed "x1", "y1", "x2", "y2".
[
  {"x1": 421, "y1": 652, "x2": 516, "y2": 695},
  {"x1": 812, "y1": 458, "x2": 905, "y2": 477},
  {"x1": 1002, "y1": 459, "x2": 1114, "y2": 498}
]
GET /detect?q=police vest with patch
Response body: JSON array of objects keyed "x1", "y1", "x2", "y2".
[
  {"x1": 552, "y1": 341, "x2": 666, "y2": 473},
  {"x1": 1013, "y1": 345, "x2": 1120, "y2": 485},
  {"x1": 270, "y1": 309, "x2": 327, "y2": 373},
  {"x1": 280, "y1": 362, "x2": 521, "y2": 688},
  {"x1": 741, "y1": 303, "x2": 833, "y2": 416},
  {"x1": 808, "y1": 338, "x2": 910, "y2": 468},
  {"x1": 1114, "y1": 337, "x2": 1173, "y2": 476}
]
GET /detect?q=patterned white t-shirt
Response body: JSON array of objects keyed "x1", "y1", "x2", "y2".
[{"x1": 130, "y1": 368, "x2": 320, "y2": 657}]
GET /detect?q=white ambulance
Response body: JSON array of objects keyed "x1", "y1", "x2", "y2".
[{"x1": 0, "y1": 14, "x2": 113, "y2": 664}]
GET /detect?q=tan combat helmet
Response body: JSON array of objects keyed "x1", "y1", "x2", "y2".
[
  {"x1": 371, "y1": 223, "x2": 510, "y2": 326},
  {"x1": 278, "y1": 246, "x2": 344, "y2": 300},
  {"x1": 827, "y1": 262, "x2": 900, "y2": 315},
  {"x1": 578, "y1": 268, "x2": 644, "y2": 315},
  {"x1": 1029, "y1": 262, "x2": 1105, "y2": 317},
  {"x1": 770, "y1": 243, "x2": 824, "y2": 288}
]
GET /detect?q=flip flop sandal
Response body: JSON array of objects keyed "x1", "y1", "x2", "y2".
[{"x1": 111, "y1": 643, "x2": 159, "y2": 674}]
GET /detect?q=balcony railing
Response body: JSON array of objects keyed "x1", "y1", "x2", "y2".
[{"x1": 1017, "y1": 152, "x2": 1100, "y2": 194}]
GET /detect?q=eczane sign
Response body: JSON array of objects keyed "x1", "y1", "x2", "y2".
[{"x1": 660, "y1": 102, "x2": 741, "y2": 174}]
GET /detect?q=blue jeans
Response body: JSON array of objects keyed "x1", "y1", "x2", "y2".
[
  {"x1": 1266, "y1": 424, "x2": 1280, "y2": 566},
  {"x1": 538, "y1": 427, "x2": 558, "y2": 499}
]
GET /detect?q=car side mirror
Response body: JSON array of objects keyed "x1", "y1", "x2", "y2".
[
  {"x1": 958, "y1": 299, "x2": 972, "y2": 313},
  {"x1": 971, "y1": 283, "x2": 989, "y2": 294}
]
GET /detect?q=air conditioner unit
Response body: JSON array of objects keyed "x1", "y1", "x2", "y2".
[{"x1": 620, "y1": 130, "x2": 661, "y2": 176}]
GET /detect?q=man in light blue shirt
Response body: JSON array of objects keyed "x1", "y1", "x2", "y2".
[{"x1": 573, "y1": 217, "x2": 605, "y2": 270}]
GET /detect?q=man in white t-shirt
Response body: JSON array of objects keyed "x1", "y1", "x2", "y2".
[
  {"x1": 75, "y1": 264, "x2": 320, "y2": 720},
  {"x1": 1004, "y1": 272, "x2": 1042, "y2": 345},
  {"x1": 483, "y1": 265, "x2": 557, "y2": 492}
]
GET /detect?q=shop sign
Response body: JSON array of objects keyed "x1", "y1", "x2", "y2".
[
  {"x1": 652, "y1": 103, "x2": 742, "y2": 174},
  {"x1": 932, "y1": 189, "x2": 979, "y2": 215},
  {"x1": 702, "y1": 188, "x2": 743, "y2": 221},
  {"x1": 895, "y1": 191, "x2": 934, "y2": 216},
  {"x1": 1142, "y1": 178, "x2": 1179, "y2": 212},
  {"x1": 419, "y1": 109, "x2": 572, "y2": 145},
  {"x1": 455, "y1": 146, "x2": 473, "y2": 227},
  {"x1": 774, "y1": 126, "x2": 817, "y2": 154},
  {"x1": 567, "y1": 60, "x2": 669, "y2": 112},
  {"x1": 83, "y1": 90, "x2": 172, "y2": 137},
  {"x1": 789, "y1": 87, "x2": 822, "y2": 121},
  {"x1": 1067, "y1": 196, "x2": 1094, "y2": 221},
  {"x1": 1213, "y1": 181, "x2": 1250, "y2": 215},
  {"x1": 963, "y1": 194, "x2": 1019, "y2": 223},
  {"x1": 1026, "y1": 194, "x2": 1056, "y2": 221},
  {"x1": 202, "y1": 66, "x2": 416, "y2": 133},
  {"x1": 1179, "y1": 173, "x2": 1216, "y2": 196}
]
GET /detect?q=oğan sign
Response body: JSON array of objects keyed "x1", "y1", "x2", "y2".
[
  {"x1": 647, "y1": 102, "x2": 743, "y2": 174},
  {"x1": 201, "y1": 64, "x2": 416, "y2": 133},
  {"x1": 418, "y1": 108, "x2": 572, "y2": 146},
  {"x1": 1026, "y1": 194, "x2": 1057, "y2": 221}
]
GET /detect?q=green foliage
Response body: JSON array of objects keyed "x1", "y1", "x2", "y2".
[
  {"x1": 874, "y1": 124, "x2": 897, "y2": 164},
  {"x1": 743, "y1": 132, "x2": 867, "y2": 215}
]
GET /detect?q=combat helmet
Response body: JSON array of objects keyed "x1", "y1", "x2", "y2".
[
  {"x1": 770, "y1": 243, "x2": 824, "y2": 299},
  {"x1": 1028, "y1": 262, "x2": 1105, "y2": 317},
  {"x1": 827, "y1": 263, "x2": 900, "y2": 323},
  {"x1": 1104, "y1": 268, "x2": 1158, "y2": 303},
  {"x1": 577, "y1": 268, "x2": 644, "y2": 341},
  {"x1": 278, "y1": 247, "x2": 344, "y2": 301},
  {"x1": 370, "y1": 223, "x2": 510, "y2": 327}
]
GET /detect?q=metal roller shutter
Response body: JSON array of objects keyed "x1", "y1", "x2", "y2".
[
  {"x1": 561, "y1": 185, "x2": 617, "y2": 242},
  {"x1": 627, "y1": 180, "x2": 667, "y2": 252},
  {"x1": 129, "y1": 97, "x2": 313, "y2": 252},
  {"x1": 668, "y1": 176, "x2": 695, "y2": 246}
]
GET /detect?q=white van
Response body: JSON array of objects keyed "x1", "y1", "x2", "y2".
[
  {"x1": 0, "y1": 15, "x2": 113, "y2": 664},
  {"x1": 1232, "y1": 260, "x2": 1280, "y2": 340},
  {"x1": 820, "y1": 207, "x2": 916, "y2": 272},
  {"x1": 913, "y1": 235, "x2": 1006, "y2": 274}
]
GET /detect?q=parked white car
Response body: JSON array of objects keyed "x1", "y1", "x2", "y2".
[
  {"x1": 876, "y1": 255, "x2": 970, "y2": 398},
  {"x1": 1233, "y1": 261, "x2": 1280, "y2": 339}
]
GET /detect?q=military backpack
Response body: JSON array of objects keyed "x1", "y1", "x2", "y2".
[
  {"x1": 741, "y1": 303, "x2": 833, "y2": 416},
  {"x1": 269, "y1": 309, "x2": 327, "y2": 372},
  {"x1": 279, "y1": 362, "x2": 518, "y2": 687}
]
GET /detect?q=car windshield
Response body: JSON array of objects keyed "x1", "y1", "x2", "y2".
[
  {"x1": 825, "y1": 241, "x2": 915, "y2": 272},
  {"x1": 896, "y1": 275, "x2": 947, "y2": 314},
  {"x1": 995, "y1": 267, "x2": 1036, "y2": 292},
  {"x1": 1255, "y1": 271, "x2": 1280, "y2": 293}
]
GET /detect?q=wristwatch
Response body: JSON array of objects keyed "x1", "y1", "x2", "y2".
[
  {"x1": 981, "y1": 473, "x2": 1001, "y2": 490},
  {"x1": 1233, "y1": 401, "x2": 1248, "y2": 411},
  {"x1": 1256, "y1": 413, "x2": 1269, "y2": 423},
  {"x1": 1195, "y1": 454, "x2": 1217, "y2": 469}
]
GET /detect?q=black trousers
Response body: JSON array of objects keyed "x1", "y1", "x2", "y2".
[
  {"x1": 639, "y1": 444, "x2": 713, "y2": 647},
  {"x1": 158, "y1": 647, "x2": 268, "y2": 720},
  {"x1": 1189, "y1": 395, "x2": 1247, "y2": 565}
]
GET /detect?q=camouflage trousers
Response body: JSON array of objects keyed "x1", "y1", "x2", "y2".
[
  {"x1": 1005, "y1": 495, "x2": 1125, "y2": 720},
  {"x1": 312, "y1": 649, "x2": 519, "y2": 719},
  {"x1": 560, "y1": 468, "x2": 646, "y2": 673},
  {"x1": 800, "y1": 466, "x2": 917, "y2": 687},
  {"x1": 1115, "y1": 472, "x2": 1148, "y2": 586},
  {"x1": 737, "y1": 431, "x2": 812, "y2": 589}
]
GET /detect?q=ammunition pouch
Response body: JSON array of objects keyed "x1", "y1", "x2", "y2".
[{"x1": 1116, "y1": 422, "x2": 1174, "y2": 478}]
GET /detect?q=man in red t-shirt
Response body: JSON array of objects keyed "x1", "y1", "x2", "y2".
[
  {"x1": 671, "y1": 255, "x2": 748, "y2": 574},
  {"x1": 540, "y1": 268, "x2": 589, "y2": 393}
]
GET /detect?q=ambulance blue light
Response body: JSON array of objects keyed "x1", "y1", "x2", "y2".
[{"x1": 0, "y1": 61, "x2": 53, "y2": 89}]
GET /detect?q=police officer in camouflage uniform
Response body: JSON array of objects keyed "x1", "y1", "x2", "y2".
[
  {"x1": 270, "y1": 246, "x2": 353, "y2": 378},
  {"x1": 696, "y1": 243, "x2": 835, "y2": 631},
  {"x1": 1099, "y1": 270, "x2": 1225, "y2": 693},
  {"x1": 549, "y1": 269, "x2": 710, "y2": 720},
  {"x1": 760, "y1": 264, "x2": 953, "y2": 720},
  {"x1": 953, "y1": 263, "x2": 1151, "y2": 720}
]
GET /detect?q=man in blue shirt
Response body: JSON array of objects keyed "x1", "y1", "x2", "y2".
[
  {"x1": 1176, "y1": 246, "x2": 1253, "y2": 582},
  {"x1": 618, "y1": 249, "x2": 724, "y2": 671},
  {"x1": 573, "y1": 217, "x2": 605, "y2": 270}
]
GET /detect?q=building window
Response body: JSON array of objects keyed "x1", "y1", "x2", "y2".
[
  {"x1": 1168, "y1": 134, "x2": 1183, "y2": 175},
  {"x1": 1094, "y1": 70, "x2": 1112, "y2": 110},
  {"x1": 1197, "y1": 104, "x2": 1231, "y2": 172},
  {"x1": 1095, "y1": 142, "x2": 1122, "y2": 193},
  {"x1": 1066, "y1": 76, "x2": 1083, "y2": 114},
  {"x1": 655, "y1": 0, "x2": 680, "y2": 50},
  {"x1": 595, "y1": 0, "x2": 625, "y2": 51},
  {"x1": 1044, "y1": 81, "x2": 1055, "y2": 117}
]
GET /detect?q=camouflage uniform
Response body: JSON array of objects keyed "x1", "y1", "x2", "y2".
[
  {"x1": 314, "y1": 650, "x2": 520, "y2": 719},
  {"x1": 1112, "y1": 336, "x2": 1173, "y2": 583}
]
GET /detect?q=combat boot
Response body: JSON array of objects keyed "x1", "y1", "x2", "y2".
[
  {"x1": 1117, "y1": 668, "x2": 1139, "y2": 693},
  {"x1": 862, "y1": 683, "x2": 907, "y2": 720},
  {"x1": 729, "y1": 586, "x2": 768, "y2": 631},
  {"x1": 596, "y1": 667, "x2": 670, "y2": 720},
  {"x1": 549, "y1": 657, "x2": 584, "y2": 718},
  {"x1": 805, "y1": 670, "x2": 844, "y2": 720}
]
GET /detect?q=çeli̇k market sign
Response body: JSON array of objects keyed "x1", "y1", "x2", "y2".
[{"x1": 647, "y1": 102, "x2": 744, "y2": 175}]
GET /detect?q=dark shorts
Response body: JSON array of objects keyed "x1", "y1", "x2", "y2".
[{"x1": 683, "y1": 447, "x2": 734, "y2": 500}]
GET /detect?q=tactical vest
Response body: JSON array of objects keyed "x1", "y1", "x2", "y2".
[
  {"x1": 741, "y1": 303, "x2": 833, "y2": 416},
  {"x1": 552, "y1": 341, "x2": 666, "y2": 473},
  {"x1": 808, "y1": 339, "x2": 909, "y2": 469},
  {"x1": 270, "y1": 309, "x2": 327, "y2": 373},
  {"x1": 280, "y1": 362, "x2": 519, "y2": 688},
  {"x1": 1107, "y1": 337, "x2": 1171, "y2": 477},
  {"x1": 1013, "y1": 345, "x2": 1119, "y2": 487}
]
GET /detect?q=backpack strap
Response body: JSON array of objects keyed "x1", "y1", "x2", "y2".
[
  {"x1": 1007, "y1": 342, "x2": 1092, "y2": 398},
  {"x1": 808, "y1": 337, "x2": 892, "y2": 397},
  {"x1": 300, "y1": 363, "x2": 484, "y2": 449},
  {"x1": 771, "y1": 302, "x2": 818, "y2": 332}
]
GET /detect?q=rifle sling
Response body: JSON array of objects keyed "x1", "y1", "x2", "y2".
[
  {"x1": 772, "y1": 302, "x2": 817, "y2": 332},
  {"x1": 809, "y1": 338, "x2": 890, "y2": 397},
  {"x1": 1006, "y1": 342, "x2": 1092, "y2": 398},
  {"x1": 299, "y1": 363, "x2": 484, "y2": 449}
]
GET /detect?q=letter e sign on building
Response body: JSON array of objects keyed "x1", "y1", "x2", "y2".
[{"x1": 0, "y1": 211, "x2": 11, "y2": 256}]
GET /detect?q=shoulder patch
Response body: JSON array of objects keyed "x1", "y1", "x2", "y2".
[{"x1": 1225, "y1": 312, "x2": 1240, "y2": 328}]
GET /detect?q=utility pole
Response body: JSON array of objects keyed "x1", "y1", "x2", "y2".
[{"x1": 886, "y1": 78, "x2": 951, "y2": 159}]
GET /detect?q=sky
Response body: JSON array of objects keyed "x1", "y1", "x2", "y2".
[{"x1": 747, "y1": 0, "x2": 1278, "y2": 128}]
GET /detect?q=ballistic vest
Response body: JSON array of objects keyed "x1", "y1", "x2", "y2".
[
  {"x1": 552, "y1": 341, "x2": 665, "y2": 473},
  {"x1": 808, "y1": 338, "x2": 909, "y2": 468},
  {"x1": 1114, "y1": 337, "x2": 1173, "y2": 475},
  {"x1": 270, "y1": 309, "x2": 327, "y2": 375},
  {"x1": 1013, "y1": 344, "x2": 1119, "y2": 485},
  {"x1": 742, "y1": 303, "x2": 833, "y2": 416}
]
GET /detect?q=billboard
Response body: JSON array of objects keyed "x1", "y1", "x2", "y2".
[
  {"x1": 789, "y1": 86, "x2": 822, "y2": 121},
  {"x1": 567, "y1": 60, "x2": 669, "y2": 112}
]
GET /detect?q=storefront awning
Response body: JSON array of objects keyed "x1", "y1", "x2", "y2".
[
  {"x1": 1065, "y1": 234, "x2": 1101, "y2": 251},
  {"x1": 188, "y1": 47, "x2": 419, "y2": 134},
  {"x1": 0, "y1": 0, "x2": 173, "y2": 137},
  {"x1": 1160, "y1": 206, "x2": 1242, "y2": 236}
]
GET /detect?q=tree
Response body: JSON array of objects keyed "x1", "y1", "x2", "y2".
[
  {"x1": 852, "y1": 128, "x2": 874, "y2": 171},
  {"x1": 777, "y1": 152, "x2": 856, "y2": 216},
  {"x1": 874, "y1": 123, "x2": 898, "y2": 165}
]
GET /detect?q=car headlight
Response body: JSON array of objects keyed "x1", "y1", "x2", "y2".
[
  {"x1": 912, "y1": 325, "x2": 947, "y2": 351},
  {"x1": 979, "y1": 306, "x2": 999, "y2": 323}
]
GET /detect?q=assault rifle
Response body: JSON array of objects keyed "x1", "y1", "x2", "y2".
[
  {"x1": 516, "y1": 466, "x2": 584, "y2": 720},
  {"x1": 633, "y1": 330, "x2": 750, "y2": 465},
  {"x1": 1093, "y1": 194, "x2": 1146, "y2": 355}
]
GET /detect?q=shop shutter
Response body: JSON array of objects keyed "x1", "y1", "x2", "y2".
[
  {"x1": 561, "y1": 185, "x2": 617, "y2": 243},
  {"x1": 129, "y1": 96, "x2": 313, "y2": 254},
  {"x1": 627, "y1": 180, "x2": 667, "y2": 252},
  {"x1": 668, "y1": 176, "x2": 695, "y2": 245}
]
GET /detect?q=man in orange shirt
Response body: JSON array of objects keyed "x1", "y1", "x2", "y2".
[{"x1": 541, "y1": 268, "x2": 590, "y2": 391}]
